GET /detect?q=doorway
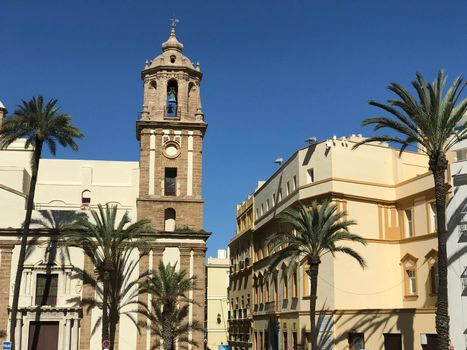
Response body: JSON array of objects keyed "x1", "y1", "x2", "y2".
[{"x1": 28, "y1": 321, "x2": 59, "y2": 350}]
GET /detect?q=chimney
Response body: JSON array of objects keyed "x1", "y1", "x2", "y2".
[{"x1": 0, "y1": 101, "x2": 7, "y2": 126}]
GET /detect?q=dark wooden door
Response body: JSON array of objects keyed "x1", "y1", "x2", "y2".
[
  {"x1": 384, "y1": 334, "x2": 402, "y2": 350},
  {"x1": 28, "y1": 321, "x2": 59, "y2": 350}
]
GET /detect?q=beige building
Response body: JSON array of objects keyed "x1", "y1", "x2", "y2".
[
  {"x1": 229, "y1": 135, "x2": 443, "y2": 350},
  {"x1": 206, "y1": 249, "x2": 230, "y2": 350},
  {"x1": 0, "y1": 24, "x2": 210, "y2": 350}
]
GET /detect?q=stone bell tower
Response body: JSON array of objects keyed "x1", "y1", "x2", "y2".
[
  {"x1": 136, "y1": 21, "x2": 207, "y2": 232},
  {"x1": 135, "y1": 22, "x2": 209, "y2": 350}
]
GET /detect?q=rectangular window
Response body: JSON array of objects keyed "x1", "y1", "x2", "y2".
[
  {"x1": 293, "y1": 175, "x2": 297, "y2": 190},
  {"x1": 261, "y1": 204, "x2": 264, "y2": 216},
  {"x1": 283, "y1": 332, "x2": 288, "y2": 350},
  {"x1": 405, "y1": 209, "x2": 413, "y2": 237},
  {"x1": 286, "y1": 181, "x2": 290, "y2": 196},
  {"x1": 348, "y1": 333, "x2": 364, "y2": 350},
  {"x1": 272, "y1": 194, "x2": 276, "y2": 206},
  {"x1": 456, "y1": 147, "x2": 467, "y2": 161},
  {"x1": 307, "y1": 168, "x2": 314, "y2": 183},
  {"x1": 406, "y1": 269, "x2": 417, "y2": 295},
  {"x1": 278, "y1": 189, "x2": 282, "y2": 202},
  {"x1": 292, "y1": 271, "x2": 298, "y2": 298},
  {"x1": 384, "y1": 334, "x2": 402, "y2": 350},
  {"x1": 292, "y1": 332, "x2": 298, "y2": 350},
  {"x1": 430, "y1": 202, "x2": 437, "y2": 232},
  {"x1": 283, "y1": 276, "x2": 288, "y2": 299},
  {"x1": 266, "y1": 199, "x2": 270, "y2": 212},
  {"x1": 35, "y1": 274, "x2": 58, "y2": 306},
  {"x1": 164, "y1": 168, "x2": 177, "y2": 196}
]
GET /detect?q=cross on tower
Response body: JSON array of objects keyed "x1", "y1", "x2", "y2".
[{"x1": 170, "y1": 16, "x2": 180, "y2": 31}]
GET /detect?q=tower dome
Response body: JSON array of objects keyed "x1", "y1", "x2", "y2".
[{"x1": 162, "y1": 25, "x2": 184, "y2": 52}]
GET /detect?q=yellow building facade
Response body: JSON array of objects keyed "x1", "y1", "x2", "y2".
[
  {"x1": 206, "y1": 250, "x2": 230, "y2": 350},
  {"x1": 229, "y1": 135, "x2": 442, "y2": 350}
]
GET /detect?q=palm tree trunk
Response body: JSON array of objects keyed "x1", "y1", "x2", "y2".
[
  {"x1": 9, "y1": 140, "x2": 43, "y2": 350},
  {"x1": 109, "y1": 306, "x2": 118, "y2": 350},
  {"x1": 430, "y1": 154, "x2": 450, "y2": 350},
  {"x1": 308, "y1": 260, "x2": 320, "y2": 350},
  {"x1": 102, "y1": 269, "x2": 110, "y2": 347}
]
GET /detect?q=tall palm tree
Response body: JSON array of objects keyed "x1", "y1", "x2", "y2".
[
  {"x1": 0, "y1": 96, "x2": 83, "y2": 349},
  {"x1": 353, "y1": 70, "x2": 467, "y2": 350},
  {"x1": 139, "y1": 262, "x2": 201, "y2": 350},
  {"x1": 61, "y1": 204, "x2": 150, "y2": 350},
  {"x1": 267, "y1": 200, "x2": 367, "y2": 350}
]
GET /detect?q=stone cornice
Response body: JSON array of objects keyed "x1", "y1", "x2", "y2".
[
  {"x1": 141, "y1": 65, "x2": 203, "y2": 80},
  {"x1": 136, "y1": 120, "x2": 207, "y2": 140}
]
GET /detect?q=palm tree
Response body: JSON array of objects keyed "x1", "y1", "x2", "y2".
[
  {"x1": 61, "y1": 204, "x2": 150, "y2": 350},
  {"x1": 353, "y1": 70, "x2": 467, "y2": 350},
  {"x1": 0, "y1": 96, "x2": 83, "y2": 349},
  {"x1": 267, "y1": 200, "x2": 367, "y2": 350},
  {"x1": 139, "y1": 262, "x2": 201, "y2": 350}
]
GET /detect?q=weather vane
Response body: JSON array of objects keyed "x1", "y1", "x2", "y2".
[{"x1": 170, "y1": 16, "x2": 180, "y2": 31}]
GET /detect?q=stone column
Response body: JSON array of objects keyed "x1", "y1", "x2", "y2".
[
  {"x1": 192, "y1": 246, "x2": 207, "y2": 349},
  {"x1": 150, "y1": 246, "x2": 164, "y2": 350},
  {"x1": 15, "y1": 317, "x2": 22, "y2": 350},
  {"x1": 136, "y1": 251, "x2": 149, "y2": 350},
  {"x1": 64, "y1": 318, "x2": 71, "y2": 350},
  {"x1": 72, "y1": 319, "x2": 79, "y2": 350},
  {"x1": 0, "y1": 245, "x2": 14, "y2": 343}
]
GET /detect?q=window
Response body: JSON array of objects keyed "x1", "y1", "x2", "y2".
[
  {"x1": 283, "y1": 274, "x2": 288, "y2": 299},
  {"x1": 272, "y1": 194, "x2": 276, "y2": 206},
  {"x1": 401, "y1": 253, "x2": 418, "y2": 297},
  {"x1": 307, "y1": 168, "x2": 314, "y2": 184},
  {"x1": 261, "y1": 204, "x2": 264, "y2": 216},
  {"x1": 384, "y1": 334, "x2": 402, "y2": 350},
  {"x1": 348, "y1": 333, "x2": 364, "y2": 350},
  {"x1": 430, "y1": 264, "x2": 439, "y2": 295},
  {"x1": 293, "y1": 175, "x2": 297, "y2": 190},
  {"x1": 406, "y1": 269, "x2": 417, "y2": 295},
  {"x1": 256, "y1": 208, "x2": 259, "y2": 219},
  {"x1": 405, "y1": 209, "x2": 414, "y2": 237},
  {"x1": 81, "y1": 190, "x2": 91, "y2": 209},
  {"x1": 35, "y1": 274, "x2": 58, "y2": 306},
  {"x1": 164, "y1": 208, "x2": 176, "y2": 231},
  {"x1": 265, "y1": 281, "x2": 270, "y2": 302},
  {"x1": 266, "y1": 199, "x2": 270, "y2": 212},
  {"x1": 278, "y1": 189, "x2": 282, "y2": 202},
  {"x1": 286, "y1": 181, "x2": 290, "y2": 196},
  {"x1": 430, "y1": 202, "x2": 437, "y2": 232},
  {"x1": 292, "y1": 332, "x2": 298, "y2": 350},
  {"x1": 456, "y1": 147, "x2": 467, "y2": 161},
  {"x1": 164, "y1": 168, "x2": 177, "y2": 196},
  {"x1": 166, "y1": 79, "x2": 178, "y2": 117},
  {"x1": 283, "y1": 332, "x2": 288, "y2": 350}
]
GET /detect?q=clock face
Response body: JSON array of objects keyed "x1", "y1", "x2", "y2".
[{"x1": 164, "y1": 141, "x2": 180, "y2": 159}]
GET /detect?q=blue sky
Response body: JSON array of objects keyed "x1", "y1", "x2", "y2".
[{"x1": 1, "y1": 0, "x2": 466, "y2": 257}]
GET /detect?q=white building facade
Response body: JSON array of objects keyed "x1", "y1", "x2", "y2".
[{"x1": 447, "y1": 139, "x2": 467, "y2": 350}]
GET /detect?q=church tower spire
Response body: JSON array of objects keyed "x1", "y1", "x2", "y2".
[{"x1": 136, "y1": 22, "x2": 207, "y2": 231}]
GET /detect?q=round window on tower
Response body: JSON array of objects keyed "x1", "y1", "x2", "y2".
[
  {"x1": 170, "y1": 55, "x2": 176, "y2": 63},
  {"x1": 163, "y1": 141, "x2": 180, "y2": 159}
]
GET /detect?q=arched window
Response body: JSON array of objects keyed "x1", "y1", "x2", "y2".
[
  {"x1": 166, "y1": 79, "x2": 178, "y2": 117},
  {"x1": 81, "y1": 190, "x2": 91, "y2": 209},
  {"x1": 164, "y1": 208, "x2": 176, "y2": 232}
]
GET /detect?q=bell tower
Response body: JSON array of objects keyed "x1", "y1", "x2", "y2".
[
  {"x1": 135, "y1": 22, "x2": 209, "y2": 350},
  {"x1": 136, "y1": 21, "x2": 207, "y2": 232}
]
